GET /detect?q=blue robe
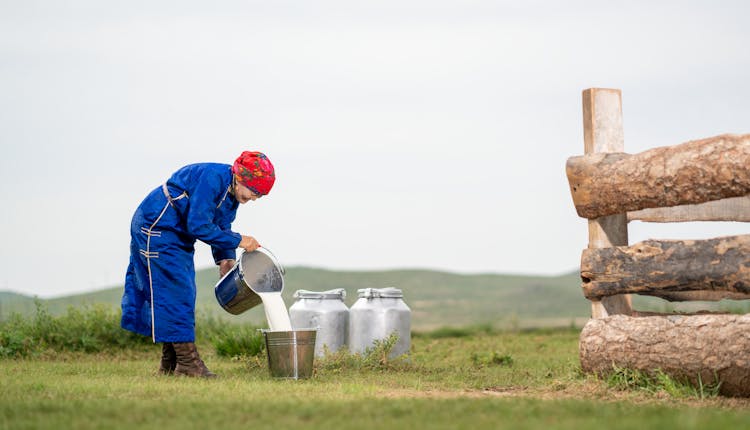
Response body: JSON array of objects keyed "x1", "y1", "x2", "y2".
[{"x1": 121, "y1": 163, "x2": 242, "y2": 342}]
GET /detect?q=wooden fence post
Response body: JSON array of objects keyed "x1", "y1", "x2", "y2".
[{"x1": 582, "y1": 88, "x2": 632, "y2": 318}]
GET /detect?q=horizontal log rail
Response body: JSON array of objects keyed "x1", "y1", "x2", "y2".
[
  {"x1": 567, "y1": 133, "x2": 750, "y2": 219},
  {"x1": 628, "y1": 195, "x2": 750, "y2": 223},
  {"x1": 642, "y1": 290, "x2": 750, "y2": 302},
  {"x1": 580, "y1": 234, "x2": 750, "y2": 300}
]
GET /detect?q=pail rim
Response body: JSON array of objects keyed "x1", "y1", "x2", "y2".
[
  {"x1": 240, "y1": 247, "x2": 285, "y2": 276},
  {"x1": 237, "y1": 247, "x2": 285, "y2": 293}
]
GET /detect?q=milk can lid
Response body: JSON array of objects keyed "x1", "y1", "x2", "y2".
[
  {"x1": 357, "y1": 287, "x2": 403, "y2": 298},
  {"x1": 293, "y1": 288, "x2": 346, "y2": 300}
]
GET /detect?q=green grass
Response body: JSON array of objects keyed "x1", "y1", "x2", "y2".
[
  {"x1": 605, "y1": 365, "x2": 723, "y2": 400},
  {"x1": 2, "y1": 273, "x2": 750, "y2": 429},
  {"x1": 2, "y1": 327, "x2": 750, "y2": 430}
]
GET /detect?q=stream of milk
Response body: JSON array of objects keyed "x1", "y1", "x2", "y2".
[{"x1": 257, "y1": 291, "x2": 292, "y2": 331}]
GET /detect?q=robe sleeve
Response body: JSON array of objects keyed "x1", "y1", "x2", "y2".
[
  {"x1": 184, "y1": 170, "x2": 242, "y2": 253},
  {"x1": 211, "y1": 211, "x2": 239, "y2": 264}
]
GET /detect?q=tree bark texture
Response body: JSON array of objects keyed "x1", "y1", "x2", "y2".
[
  {"x1": 579, "y1": 314, "x2": 750, "y2": 397},
  {"x1": 566, "y1": 134, "x2": 750, "y2": 219},
  {"x1": 581, "y1": 234, "x2": 750, "y2": 300}
]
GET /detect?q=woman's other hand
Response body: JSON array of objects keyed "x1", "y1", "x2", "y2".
[{"x1": 218, "y1": 259, "x2": 236, "y2": 278}]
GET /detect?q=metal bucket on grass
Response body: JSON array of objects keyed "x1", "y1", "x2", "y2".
[
  {"x1": 214, "y1": 248, "x2": 285, "y2": 315},
  {"x1": 262, "y1": 329, "x2": 317, "y2": 379}
]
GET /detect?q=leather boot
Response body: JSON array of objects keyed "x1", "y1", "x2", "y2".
[
  {"x1": 173, "y1": 342, "x2": 217, "y2": 378},
  {"x1": 158, "y1": 342, "x2": 176, "y2": 375}
]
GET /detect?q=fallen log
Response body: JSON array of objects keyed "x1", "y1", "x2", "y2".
[
  {"x1": 579, "y1": 314, "x2": 750, "y2": 397},
  {"x1": 581, "y1": 234, "x2": 750, "y2": 300},
  {"x1": 566, "y1": 133, "x2": 750, "y2": 219}
]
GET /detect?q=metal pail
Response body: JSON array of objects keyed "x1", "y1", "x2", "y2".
[
  {"x1": 262, "y1": 329, "x2": 317, "y2": 379},
  {"x1": 214, "y1": 247, "x2": 285, "y2": 315}
]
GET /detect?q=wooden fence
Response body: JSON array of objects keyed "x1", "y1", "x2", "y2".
[{"x1": 566, "y1": 88, "x2": 750, "y2": 397}]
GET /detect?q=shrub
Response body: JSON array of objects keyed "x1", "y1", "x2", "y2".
[
  {"x1": 316, "y1": 332, "x2": 410, "y2": 373},
  {"x1": 194, "y1": 311, "x2": 265, "y2": 357},
  {"x1": 211, "y1": 326, "x2": 265, "y2": 358},
  {"x1": 0, "y1": 301, "x2": 157, "y2": 357},
  {"x1": 0, "y1": 314, "x2": 35, "y2": 357}
]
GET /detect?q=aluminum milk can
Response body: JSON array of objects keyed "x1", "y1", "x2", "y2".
[
  {"x1": 349, "y1": 287, "x2": 411, "y2": 358},
  {"x1": 289, "y1": 288, "x2": 349, "y2": 356}
]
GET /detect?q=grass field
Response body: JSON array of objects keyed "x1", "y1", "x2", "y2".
[
  {"x1": 3, "y1": 269, "x2": 750, "y2": 429},
  {"x1": 2, "y1": 328, "x2": 749, "y2": 430}
]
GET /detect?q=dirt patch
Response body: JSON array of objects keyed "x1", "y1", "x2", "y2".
[
  {"x1": 378, "y1": 387, "x2": 527, "y2": 399},
  {"x1": 376, "y1": 386, "x2": 750, "y2": 410}
]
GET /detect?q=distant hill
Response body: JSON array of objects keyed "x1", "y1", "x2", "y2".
[
  {"x1": 1, "y1": 267, "x2": 587, "y2": 329},
  {"x1": 2, "y1": 267, "x2": 747, "y2": 329},
  {"x1": 0, "y1": 291, "x2": 39, "y2": 318}
]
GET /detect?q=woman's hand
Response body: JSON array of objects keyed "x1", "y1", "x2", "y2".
[
  {"x1": 218, "y1": 259, "x2": 236, "y2": 278},
  {"x1": 239, "y1": 235, "x2": 261, "y2": 253}
]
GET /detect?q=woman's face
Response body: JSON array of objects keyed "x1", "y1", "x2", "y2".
[{"x1": 233, "y1": 178, "x2": 261, "y2": 204}]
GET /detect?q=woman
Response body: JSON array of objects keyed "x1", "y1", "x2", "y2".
[{"x1": 121, "y1": 151, "x2": 275, "y2": 378}]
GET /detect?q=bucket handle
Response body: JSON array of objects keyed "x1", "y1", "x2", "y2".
[{"x1": 257, "y1": 246, "x2": 286, "y2": 275}]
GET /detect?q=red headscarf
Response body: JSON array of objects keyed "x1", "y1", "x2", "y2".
[{"x1": 231, "y1": 151, "x2": 275, "y2": 195}]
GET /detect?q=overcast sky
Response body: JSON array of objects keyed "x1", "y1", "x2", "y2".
[{"x1": 1, "y1": 0, "x2": 749, "y2": 298}]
